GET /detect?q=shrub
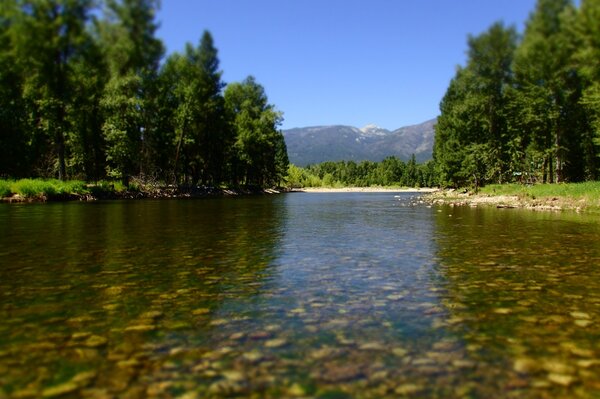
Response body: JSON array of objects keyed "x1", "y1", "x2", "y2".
[
  {"x1": 0, "y1": 180, "x2": 13, "y2": 198},
  {"x1": 11, "y1": 179, "x2": 54, "y2": 198}
]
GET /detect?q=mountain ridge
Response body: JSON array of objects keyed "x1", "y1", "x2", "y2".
[{"x1": 283, "y1": 118, "x2": 436, "y2": 166}]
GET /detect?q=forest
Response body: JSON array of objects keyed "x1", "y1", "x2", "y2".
[
  {"x1": 0, "y1": 0, "x2": 289, "y2": 188},
  {"x1": 288, "y1": 157, "x2": 436, "y2": 188},
  {"x1": 434, "y1": 0, "x2": 600, "y2": 188},
  {"x1": 4, "y1": 0, "x2": 600, "y2": 193}
]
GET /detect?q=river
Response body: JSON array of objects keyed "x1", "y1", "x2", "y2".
[{"x1": 1, "y1": 193, "x2": 599, "y2": 398}]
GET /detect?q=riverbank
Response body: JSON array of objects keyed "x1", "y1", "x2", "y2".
[
  {"x1": 297, "y1": 187, "x2": 439, "y2": 193},
  {"x1": 0, "y1": 178, "x2": 288, "y2": 203},
  {"x1": 426, "y1": 182, "x2": 600, "y2": 213}
]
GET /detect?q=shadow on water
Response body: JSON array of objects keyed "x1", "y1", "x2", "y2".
[
  {"x1": 432, "y1": 205, "x2": 600, "y2": 398},
  {"x1": 0, "y1": 198, "x2": 285, "y2": 397}
]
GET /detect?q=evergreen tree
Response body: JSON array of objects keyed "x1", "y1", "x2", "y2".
[
  {"x1": 434, "y1": 22, "x2": 517, "y2": 187},
  {"x1": 194, "y1": 31, "x2": 228, "y2": 185},
  {"x1": 159, "y1": 31, "x2": 228, "y2": 185},
  {"x1": 574, "y1": 0, "x2": 600, "y2": 179},
  {"x1": 0, "y1": 1, "x2": 29, "y2": 177},
  {"x1": 512, "y1": 0, "x2": 580, "y2": 182},
  {"x1": 99, "y1": 0, "x2": 163, "y2": 185},
  {"x1": 224, "y1": 77, "x2": 287, "y2": 187},
  {"x1": 66, "y1": 11, "x2": 107, "y2": 181},
  {"x1": 11, "y1": 0, "x2": 97, "y2": 180}
]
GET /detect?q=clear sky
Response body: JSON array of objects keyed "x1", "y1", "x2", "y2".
[{"x1": 156, "y1": 1, "x2": 538, "y2": 130}]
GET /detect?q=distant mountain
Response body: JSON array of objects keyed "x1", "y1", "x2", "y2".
[{"x1": 283, "y1": 118, "x2": 436, "y2": 166}]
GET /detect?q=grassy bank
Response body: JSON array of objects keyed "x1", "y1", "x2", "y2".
[
  {"x1": 428, "y1": 182, "x2": 600, "y2": 212},
  {"x1": 480, "y1": 182, "x2": 600, "y2": 201},
  {"x1": 0, "y1": 178, "x2": 288, "y2": 202},
  {"x1": 0, "y1": 179, "x2": 131, "y2": 201}
]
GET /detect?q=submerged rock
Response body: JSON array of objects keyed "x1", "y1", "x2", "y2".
[
  {"x1": 394, "y1": 383, "x2": 423, "y2": 395},
  {"x1": 319, "y1": 364, "x2": 364, "y2": 383},
  {"x1": 547, "y1": 373, "x2": 576, "y2": 386},
  {"x1": 513, "y1": 358, "x2": 539, "y2": 374},
  {"x1": 264, "y1": 338, "x2": 287, "y2": 348},
  {"x1": 42, "y1": 382, "x2": 78, "y2": 398},
  {"x1": 192, "y1": 308, "x2": 211, "y2": 316},
  {"x1": 124, "y1": 324, "x2": 155, "y2": 332},
  {"x1": 242, "y1": 350, "x2": 264, "y2": 363},
  {"x1": 359, "y1": 342, "x2": 385, "y2": 351},
  {"x1": 84, "y1": 335, "x2": 108, "y2": 348},
  {"x1": 286, "y1": 383, "x2": 307, "y2": 396}
]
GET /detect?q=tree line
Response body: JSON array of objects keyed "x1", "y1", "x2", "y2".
[
  {"x1": 288, "y1": 157, "x2": 436, "y2": 188},
  {"x1": 0, "y1": 0, "x2": 288, "y2": 188},
  {"x1": 434, "y1": 0, "x2": 600, "y2": 188}
]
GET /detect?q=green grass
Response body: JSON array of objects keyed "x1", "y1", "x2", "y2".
[
  {"x1": 0, "y1": 178, "x2": 143, "y2": 200},
  {"x1": 480, "y1": 182, "x2": 600, "y2": 201},
  {"x1": 0, "y1": 180, "x2": 11, "y2": 198},
  {"x1": 0, "y1": 178, "x2": 94, "y2": 199},
  {"x1": 478, "y1": 182, "x2": 600, "y2": 213},
  {"x1": 12, "y1": 179, "x2": 90, "y2": 198}
]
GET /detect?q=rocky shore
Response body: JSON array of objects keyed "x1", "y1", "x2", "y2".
[{"x1": 425, "y1": 189, "x2": 590, "y2": 212}]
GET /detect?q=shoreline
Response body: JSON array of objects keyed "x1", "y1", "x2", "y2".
[
  {"x1": 295, "y1": 187, "x2": 439, "y2": 193},
  {"x1": 0, "y1": 187, "x2": 290, "y2": 204},
  {"x1": 424, "y1": 190, "x2": 596, "y2": 213},
  {"x1": 1, "y1": 186, "x2": 438, "y2": 203}
]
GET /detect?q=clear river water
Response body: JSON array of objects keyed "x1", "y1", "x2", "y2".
[{"x1": 1, "y1": 192, "x2": 600, "y2": 398}]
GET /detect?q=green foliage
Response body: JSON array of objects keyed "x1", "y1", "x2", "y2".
[
  {"x1": 160, "y1": 31, "x2": 229, "y2": 185},
  {"x1": 87, "y1": 180, "x2": 126, "y2": 197},
  {"x1": 0, "y1": 1, "x2": 288, "y2": 189},
  {"x1": 10, "y1": 0, "x2": 98, "y2": 180},
  {"x1": 481, "y1": 181, "x2": 600, "y2": 202},
  {"x1": 12, "y1": 179, "x2": 55, "y2": 197},
  {"x1": 287, "y1": 157, "x2": 436, "y2": 188},
  {"x1": 0, "y1": 178, "x2": 138, "y2": 199},
  {"x1": 7, "y1": 178, "x2": 88, "y2": 198},
  {"x1": 101, "y1": 73, "x2": 144, "y2": 183},
  {"x1": 0, "y1": 180, "x2": 12, "y2": 197},
  {"x1": 435, "y1": 0, "x2": 600, "y2": 187},
  {"x1": 225, "y1": 76, "x2": 288, "y2": 187},
  {"x1": 434, "y1": 22, "x2": 518, "y2": 187}
]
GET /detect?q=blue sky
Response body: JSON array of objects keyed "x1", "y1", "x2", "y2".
[{"x1": 156, "y1": 1, "x2": 538, "y2": 130}]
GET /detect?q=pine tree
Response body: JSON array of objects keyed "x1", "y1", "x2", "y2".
[
  {"x1": 0, "y1": 1, "x2": 29, "y2": 177},
  {"x1": 99, "y1": 0, "x2": 163, "y2": 185},
  {"x1": 574, "y1": 0, "x2": 600, "y2": 179},
  {"x1": 434, "y1": 22, "x2": 517, "y2": 187},
  {"x1": 11, "y1": 0, "x2": 96, "y2": 180},
  {"x1": 224, "y1": 77, "x2": 287, "y2": 187},
  {"x1": 512, "y1": 0, "x2": 579, "y2": 182}
]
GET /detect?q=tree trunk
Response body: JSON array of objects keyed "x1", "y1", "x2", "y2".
[
  {"x1": 173, "y1": 129, "x2": 185, "y2": 185},
  {"x1": 555, "y1": 126, "x2": 562, "y2": 183},
  {"x1": 55, "y1": 123, "x2": 67, "y2": 181}
]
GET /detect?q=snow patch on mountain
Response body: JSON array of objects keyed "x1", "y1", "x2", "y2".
[{"x1": 359, "y1": 124, "x2": 390, "y2": 137}]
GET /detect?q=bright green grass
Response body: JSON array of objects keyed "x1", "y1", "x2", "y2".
[
  {"x1": 480, "y1": 182, "x2": 600, "y2": 201},
  {"x1": 0, "y1": 180, "x2": 12, "y2": 198},
  {"x1": 0, "y1": 178, "x2": 139, "y2": 200},
  {"x1": 8, "y1": 179, "x2": 89, "y2": 198},
  {"x1": 1, "y1": 179, "x2": 93, "y2": 199}
]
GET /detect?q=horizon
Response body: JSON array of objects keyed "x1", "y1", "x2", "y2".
[{"x1": 157, "y1": 1, "x2": 539, "y2": 130}]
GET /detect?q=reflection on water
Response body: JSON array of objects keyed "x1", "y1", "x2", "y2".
[
  {"x1": 433, "y1": 206, "x2": 600, "y2": 398},
  {"x1": 0, "y1": 195, "x2": 599, "y2": 398}
]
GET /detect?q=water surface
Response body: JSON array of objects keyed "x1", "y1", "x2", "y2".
[{"x1": 1, "y1": 193, "x2": 600, "y2": 398}]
